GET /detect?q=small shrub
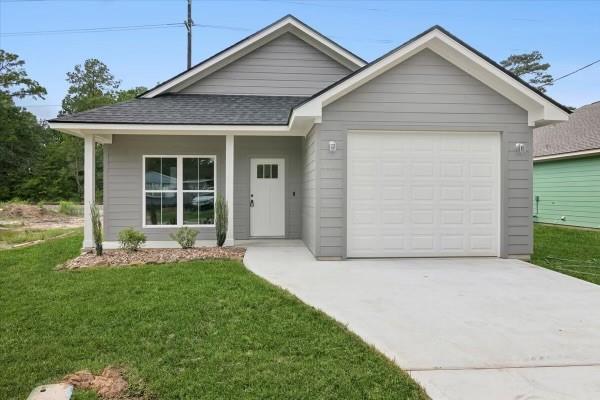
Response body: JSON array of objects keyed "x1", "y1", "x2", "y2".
[
  {"x1": 90, "y1": 202, "x2": 103, "y2": 255},
  {"x1": 59, "y1": 200, "x2": 80, "y2": 216},
  {"x1": 170, "y1": 227, "x2": 198, "y2": 249},
  {"x1": 215, "y1": 194, "x2": 228, "y2": 247},
  {"x1": 118, "y1": 228, "x2": 146, "y2": 251}
]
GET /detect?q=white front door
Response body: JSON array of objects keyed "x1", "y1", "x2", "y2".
[
  {"x1": 347, "y1": 131, "x2": 501, "y2": 258},
  {"x1": 250, "y1": 158, "x2": 285, "y2": 237}
]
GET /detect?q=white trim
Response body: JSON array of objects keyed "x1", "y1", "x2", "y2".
[
  {"x1": 534, "y1": 148, "x2": 600, "y2": 162},
  {"x1": 141, "y1": 16, "x2": 365, "y2": 98},
  {"x1": 225, "y1": 135, "x2": 235, "y2": 245},
  {"x1": 83, "y1": 135, "x2": 95, "y2": 249},
  {"x1": 48, "y1": 122, "x2": 313, "y2": 137},
  {"x1": 295, "y1": 28, "x2": 569, "y2": 127},
  {"x1": 142, "y1": 155, "x2": 217, "y2": 228}
]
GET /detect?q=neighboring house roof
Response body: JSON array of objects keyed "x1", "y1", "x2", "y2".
[
  {"x1": 139, "y1": 14, "x2": 366, "y2": 98},
  {"x1": 534, "y1": 101, "x2": 600, "y2": 160},
  {"x1": 49, "y1": 94, "x2": 308, "y2": 125}
]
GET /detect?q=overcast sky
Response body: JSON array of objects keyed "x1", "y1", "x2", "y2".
[{"x1": 1, "y1": 0, "x2": 599, "y2": 120}]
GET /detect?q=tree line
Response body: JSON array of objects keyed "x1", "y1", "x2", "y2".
[
  {"x1": 0, "y1": 48, "x2": 556, "y2": 203},
  {"x1": 0, "y1": 50, "x2": 146, "y2": 202}
]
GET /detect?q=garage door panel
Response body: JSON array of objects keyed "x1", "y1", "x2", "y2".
[{"x1": 348, "y1": 131, "x2": 500, "y2": 257}]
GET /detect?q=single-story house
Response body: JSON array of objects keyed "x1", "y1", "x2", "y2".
[
  {"x1": 49, "y1": 15, "x2": 570, "y2": 259},
  {"x1": 533, "y1": 101, "x2": 600, "y2": 228}
]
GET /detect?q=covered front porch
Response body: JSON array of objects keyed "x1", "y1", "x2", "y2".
[{"x1": 80, "y1": 133, "x2": 303, "y2": 249}]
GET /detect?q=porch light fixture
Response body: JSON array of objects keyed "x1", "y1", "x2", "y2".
[{"x1": 329, "y1": 141, "x2": 337, "y2": 152}]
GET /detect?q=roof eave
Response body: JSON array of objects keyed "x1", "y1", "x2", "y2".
[{"x1": 48, "y1": 117, "x2": 317, "y2": 137}]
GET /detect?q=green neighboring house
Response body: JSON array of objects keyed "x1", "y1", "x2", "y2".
[{"x1": 534, "y1": 101, "x2": 600, "y2": 228}]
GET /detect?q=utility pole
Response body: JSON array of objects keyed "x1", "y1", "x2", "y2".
[{"x1": 184, "y1": 0, "x2": 194, "y2": 69}]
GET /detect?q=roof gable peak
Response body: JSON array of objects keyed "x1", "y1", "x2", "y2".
[{"x1": 140, "y1": 14, "x2": 365, "y2": 98}]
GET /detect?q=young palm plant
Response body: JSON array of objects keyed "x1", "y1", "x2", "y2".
[
  {"x1": 90, "y1": 202, "x2": 103, "y2": 255},
  {"x1": 215, "y1": 194, "x2": 228, "y2": 247}
]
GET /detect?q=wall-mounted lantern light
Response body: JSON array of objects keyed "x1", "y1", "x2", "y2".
[
  {"x1": 329, "y1": 141, "x2": 337, "y2": 153},
  {"x1": 515, "y1": 143, "x2": 527, "y2": 153}
]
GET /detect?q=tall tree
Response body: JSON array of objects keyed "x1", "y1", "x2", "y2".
[
  {"x1": 0, "y1": 53, "x2": 147, "y2": 202},
  {"x1": 0, "y1": 49, "x2": 47, "y2": 99},
  {"x1": 500, "y1": 51, "x2": 553, "y2": 92},
  {"x1": 61, "y1": 58, "x2": 121, "y2": 114},
  {"x1": 0, "y1": 93, "x2": 48, "y2": 200},
  {"x1": 115, "y1": 86, "x2": 147, "y2": 102},
  {"x1": 59, "y1": 59, "x2": 147, "y2": 200},
  {"x1": 0, "y1": 50, "x2": 49, "y2": 201}
]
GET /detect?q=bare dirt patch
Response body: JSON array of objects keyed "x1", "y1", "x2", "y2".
[
  {"x1": 0, "y1": 203, "x2": 82, "y2": 230},
  {"x1": 63, "y1": 367, "x2": 128, "y2": 399},
  {"x1": 60, "y1": 247, "x2": 246, "y2": 269}
]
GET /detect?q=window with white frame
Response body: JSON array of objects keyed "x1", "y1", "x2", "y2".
[{"x1": 144, "y1": 156, "x2": 216, "y2": 227}]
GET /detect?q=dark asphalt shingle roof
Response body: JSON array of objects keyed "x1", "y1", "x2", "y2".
[
  {"x1": 534, "y1": 101, "x2": 600, "y2": 157},
  {"x1": 49, "y1": 94, "x2": 309, "y2": 125}
]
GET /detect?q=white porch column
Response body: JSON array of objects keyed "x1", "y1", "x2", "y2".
[
  {"x1": 225, "y1": 135, "x2": 235, "y2": 246},
  {"x1": 83, "y1": 134, "x2": 96, "y2": 249}
]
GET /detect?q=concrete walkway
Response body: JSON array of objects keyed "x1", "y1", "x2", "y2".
[{"x1": 243, "y1": 243, "x2": 600, "y2": 400}]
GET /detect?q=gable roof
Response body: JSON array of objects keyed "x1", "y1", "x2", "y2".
[
  {"x1": 49, "y1": 22, "x2": 571, "y2": 137},
  {"x1": 534, "y1": 101, "x2": 600, "y2": 160},
  {"x1": 294, "y1": 25, "x2": 571, "y2": 127},
  {"x1": 49, "y1": 94, "x2": 307, "y2": 125},
  {"x1": 139, "y1": 15, "x2": 366, "y2": 98}
]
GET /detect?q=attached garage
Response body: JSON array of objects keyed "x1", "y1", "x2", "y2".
[{"x1": 347, "y1": 131, "x2": 501, "y2": 257}]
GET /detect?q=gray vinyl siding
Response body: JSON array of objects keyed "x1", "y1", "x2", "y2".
[
  {"x1": 103, "y1": 135, "x2": 226, "y2": 242},
  {"x1": 316, "y1": 49, "x2": 532, "y2": 258},
  {"x1": 104, "y1": 135, "x2": 303, "y2": 242},
  {"x1": 302, "y1": 126, "x2": 318, "y2": 254},
  {"x1": 233, "y1": 136, "x2": 302, "y2": 240},
  {"x1": 179, "y1": 33, "x2": 352, "y2": 96}
]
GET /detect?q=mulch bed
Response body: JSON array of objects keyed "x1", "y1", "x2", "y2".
[{"x1": 59, "y1": 247, "x2": 246, "y2": 270}]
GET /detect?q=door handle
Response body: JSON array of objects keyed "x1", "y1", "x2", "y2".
[{"x1": 250, "y1": 199, "x2": 254, "y2": 207}]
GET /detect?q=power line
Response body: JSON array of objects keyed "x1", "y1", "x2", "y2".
[
  {"x1": 0, "y1": 22, "x2": 253, "y2": 37},
  {"x1": 0, "y1": 22, "x2": 184, "y2": 37},
  {"x1": 545, "y1": 58, "x2": 600, "y2": 86}
]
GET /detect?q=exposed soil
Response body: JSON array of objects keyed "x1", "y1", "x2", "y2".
[
  {"x1": 60, "y1": 246, "x2": 246, "y2": 269},
  {"x1": 0, "y1": 203, "x2": 82, "y2": 230},
  {"x1": 63, "y1": 367, "x2": 129, "y2": 399}
]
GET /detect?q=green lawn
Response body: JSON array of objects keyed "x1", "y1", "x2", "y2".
[
  {"x1": 0, "y1": 234, "x2": 427, "y2": 400},
  {"x1": 532, "y1": 223, "x2": 600, "y2": 285}
]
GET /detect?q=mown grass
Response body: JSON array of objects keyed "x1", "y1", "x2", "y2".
[
  {"x1": 0, "y1": 234, "x2": 427, "y2": 400},
  {"x1": 532, "y1": 223, "x2": 600, "y2": 285}
]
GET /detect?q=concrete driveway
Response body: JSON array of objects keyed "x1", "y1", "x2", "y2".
[{"x1": 243, "y1": 243, "x2": 600, "y2": 400}]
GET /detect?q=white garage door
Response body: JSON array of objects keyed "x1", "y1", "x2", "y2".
[{"x1": 347, "y1": 131, "x2": 500, "y2": 257}]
